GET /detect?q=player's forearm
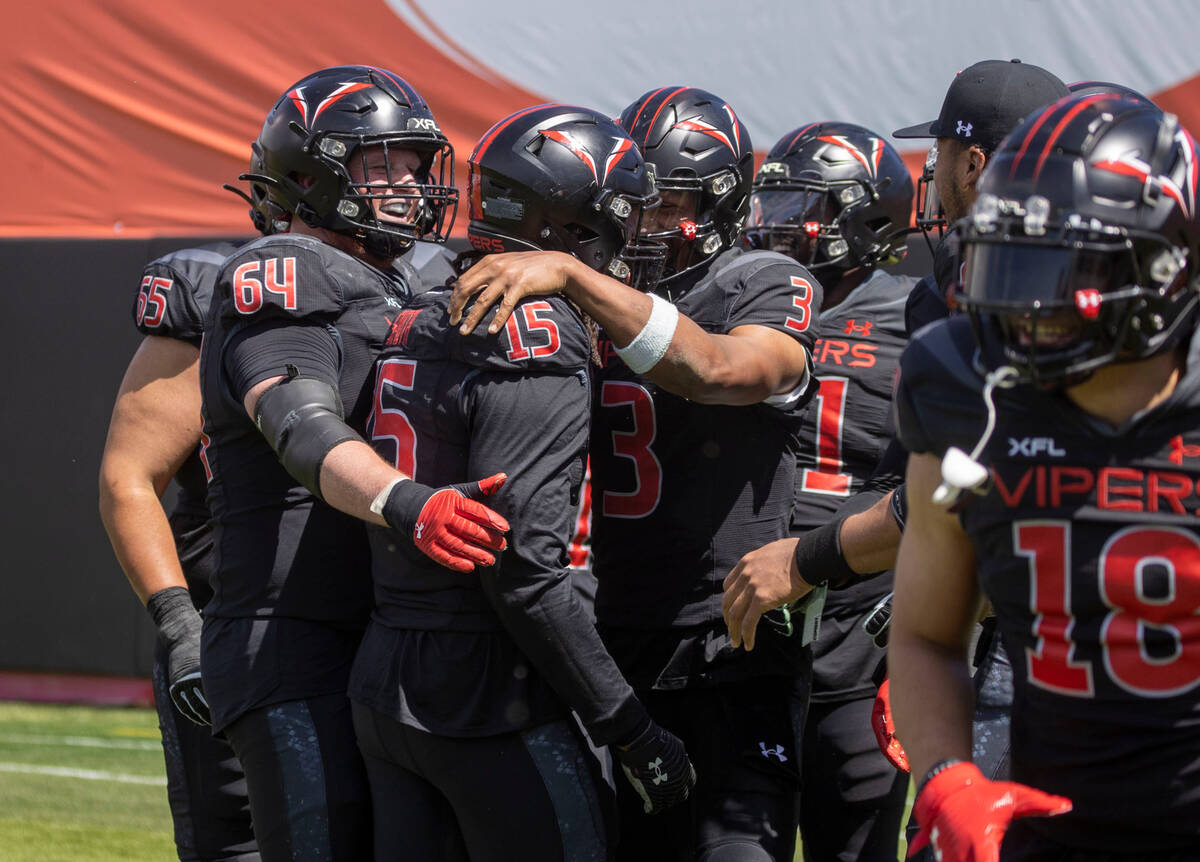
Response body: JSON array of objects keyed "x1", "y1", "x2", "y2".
[
  {"x1": 838, "y1": 491, "x2": 902, "y2": 574},
  {"x1": 888, "y1": 625, "x2": 975, "y2": 780},
  {"x1": 318, "y1": 440, "x2": 403, "y2": 527},
  {"x1": 481, "y1": 556, "x2": 647, "y2": 745},
  {"x1": 648, "y1": 327, "x2": 784, "y2": 404},
  {"x1": 98, "y1": 477, "x2": 188, "y2": 605}
]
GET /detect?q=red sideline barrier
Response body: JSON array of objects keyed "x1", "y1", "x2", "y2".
[{"x1": 0, "y1": 671, "x2": 154, "y2": 708}]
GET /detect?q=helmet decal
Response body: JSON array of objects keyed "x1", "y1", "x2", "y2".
[
  {"x1": 722, "y1": 104, "x2": 742, "y2": 156},
  {"x1": 672, "y1": 115, "x2": 738, "y2": 156},
  {"x1": 540, "y1": 128, "x2": 599, "y2": 183},
  {"x1": 602, "y1": 136, "x2": 635, "y2": 184},
  {"x1": 816, "y1": 134, "x2": 884, "y2": 179}
]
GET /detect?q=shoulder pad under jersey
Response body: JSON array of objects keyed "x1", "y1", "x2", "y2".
[
  {"x1": 132, "y1": 241, "x2": 242, "y2": 341},
  {"x1": 215, "y1": 234, "x2": 402, "y2": 323},
  {"x1": 895, "y1": 315, "x2": 990, "y2": 456},
  {"x1": 683, "y1": 247, "x2": 825, "y2": 339},
  {"x1": 383, "y1": 290, "x2": 592, "y2": 373},
  {"x1": 403, "y1": 241, "x2": 457, "y2": 291}
]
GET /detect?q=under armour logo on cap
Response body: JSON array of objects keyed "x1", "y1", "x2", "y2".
[{"x1": 957, "y1": 121, "x2": 973, "y2": 137}]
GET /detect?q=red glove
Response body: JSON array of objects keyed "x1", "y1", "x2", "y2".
[
  {"x1": 871, "y1": 678, "x2": 909, "y2": 773},
  {"x1": 382, "y1": 473, "x2": 510, "y2": 572},
  {"x1": 908, "y1": 761, "x2": 1072, "y2": 861}
]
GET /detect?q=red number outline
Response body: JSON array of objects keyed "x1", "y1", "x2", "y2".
[
  {"x1": 600, "y1": 381, "x2": 662, "y2": 519},
  {"x1": 800, "y1": 376, "x2": 852, "y2": 496},
  {"x1": 371, "y1": 359, "x2": 418, "y2": 479}
]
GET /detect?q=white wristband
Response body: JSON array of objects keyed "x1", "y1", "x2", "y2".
[
  {"x1": 615, "y1": 293, "x2": 678, "y2": 374},
  {"x1": 369, "y1": 477, "x2": 406, "y2": 517}
]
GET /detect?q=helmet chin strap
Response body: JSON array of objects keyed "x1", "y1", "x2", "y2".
[{"x1": 932, "y1": 364, "x2": 1020, "y2": 506}]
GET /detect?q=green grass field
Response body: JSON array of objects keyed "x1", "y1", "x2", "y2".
[
  {"x1": 0, "y1": 700, "x2": 910, "y2": 861},
  {"x1": 0, "y1": 702, "x2": 173, "y2": 861}
]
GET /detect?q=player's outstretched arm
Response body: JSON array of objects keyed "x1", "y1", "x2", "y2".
[
  {"x1": 892, "y1": 452, "x2": 1071, "y2": 860},
  {"x1": 449, "y1": 251, "x2": 810, "y2": 405},
  {"x1": 98, "y1": 335, "x2": 210, "y2": 725},
  {"x1": 239, "y1": 374, "x2": 509, "y2": 574}
]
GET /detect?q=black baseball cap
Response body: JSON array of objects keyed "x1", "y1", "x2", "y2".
[{"x1": 894, "y1": 59, "x2": 1069, "y2": 152}]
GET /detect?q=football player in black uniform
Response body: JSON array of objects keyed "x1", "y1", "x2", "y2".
[
  {"x1": 892, "y1": 93, "x2": 1200, "y2": 859},
  {"x1": 737, "y1": 122, "x2": 916, "y2": 861},
  {"x1": 449, "y1": 87, "x2": 820, "y2": 862},
  {"x1": 197, "y1": 66, "x2": 508, "y2": 862},
  {"x1": 100, "y1": 234, "x2": 260, "y2": 862},
  {"x1": 349, "y1": 103, "x2": 695, "y2": 860}
]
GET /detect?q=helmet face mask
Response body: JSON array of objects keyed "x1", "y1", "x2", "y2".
[
  {"x1": 744, "y1": 185, "x2": 842, "y2": 266},
  {"x1": 744, "y1": 122, "x2": 914, "y2": 277},
  {"x1": 958, "y1": 94, "x2": 1200, "y2": 387},
  {"x1": 250, "y1": 66, "x2": 458, "y2": 259},
  {"x1": 466, "y1": 105, "x2": 667, "y2": 290}
]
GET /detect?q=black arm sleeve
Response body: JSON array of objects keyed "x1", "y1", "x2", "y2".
[
  {"x1": 466, "y1": 370, "x2": 648, "y2": 747},
  {"x1": 223, "y1": 317, "x2": 341, "y2": 401}
]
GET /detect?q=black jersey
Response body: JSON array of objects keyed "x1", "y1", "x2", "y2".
[
  {"x1": 590, "y1": 247, "x2": 821, "y2": 686},
  {"x1": 199, "y1": 233, "x2": 410, "y2": 625},
  {"x1": 132, "y1": 242, "x2": 241, "y2": 607},
  {"x1": 791, "y1": 269, "x2": 914, "y2": 699},
  {"x1": 896, "y1": 316, "x2": 1200, "y2": 853},
  {"x1": 349, "y1": 291, "x2": 646, "y2": 745}
]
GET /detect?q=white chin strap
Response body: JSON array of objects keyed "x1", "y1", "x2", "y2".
[{"x1": 932, "y1": 365, "x2": 1020, "y2": 506}]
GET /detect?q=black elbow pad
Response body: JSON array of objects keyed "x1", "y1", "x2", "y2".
[{"x1": 254, "y1": 376, "x2": 363, "y2": 499}]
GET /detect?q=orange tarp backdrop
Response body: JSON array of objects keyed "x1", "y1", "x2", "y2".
[{"x1": 0, "y1": 0, "x2": 542, "y2": 237}]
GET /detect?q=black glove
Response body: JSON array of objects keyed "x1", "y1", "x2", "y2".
[
  {"x1": 613, "y1": 720, "x2": 696, "y2": 815},
  {"x1": 146, "y1": 586, "x2": 210, "y2": 726},
  {"x1": 379, "y1": 474, "x2": 509, "y2": 573}
]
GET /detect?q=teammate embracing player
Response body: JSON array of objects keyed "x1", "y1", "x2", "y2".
[
  {"x1": 892, "y1": 93, "x2": 1200, "y2": 859},
  {"x1": 451, "y1": 87, "x2": 820, "y2": 861}
]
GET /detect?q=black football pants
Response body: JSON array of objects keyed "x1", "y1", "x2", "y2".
[
  {"x1": 153, "y1": 638, "x2": 260, "y2": 862},
  {"x1": 800, "y1": 695, "x2": 908, "y2": 862},
  {"x1": 223, "y1": 693, "x2": 371, "y2": 862},
  {"x1": 613, "y1": 677, "x2": 807, "y2": 862},
  {"x1": 352, "y1": 703, "x2": 615, "y2": 861}
]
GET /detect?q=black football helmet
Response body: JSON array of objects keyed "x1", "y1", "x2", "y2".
[
  {"x1": 958, "y1": 93, "x2": 1200, "y2": 385},
  {"x1": 618, "y1": 87, "x2": 753, "y2": 283},
  {"x1": 744, "y1": 122, "x2": 914, "y2": 275},
  {"x1": 245, "y1": 65, "x2": 457, "y2": 259},
  {"x1": 468, "y1": 104, "x2": 665, "y2": 288},
  {"x1": 1068, "y1": 80, "x2": 1156, "y2": 105}
]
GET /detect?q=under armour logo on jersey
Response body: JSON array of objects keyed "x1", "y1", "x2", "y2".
[
  {"x1": 1169, "y1": 435, "x2": 1200, "y2": 465},
  {"x1": 647, "y1": 757, "x2": 668, "y2": 785},
  {"x1": 758, "y1": 742, "x2": 788, "y2": 762},
  {"x1": 956, "y1": 121, "x2": 973, "y2": 138},
  {"x1": 817, "y1": 135, "x2": 884, "y2": 179},
  {"x1": 1008, "y1": 437, "x2": 1065, "y2": 457},
  {"x1": 844, "y1": 319, "x2": 873, "y2": 337}
]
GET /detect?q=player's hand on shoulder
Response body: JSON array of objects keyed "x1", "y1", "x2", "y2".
[
  {"x1": 146, "y1": 587, "x2": 211, "y2": 726},
  {"x1": 722, "y1": 537, "x2": 811, "y2": 651},
  {"x1": 380, "y1": 474, "x2": 511, "y2": 572},
  {"x1": 448, "y1": 251, "x2": 577, "y2": 335},
  {"x1": 909, "y1": 760, "x2": 1071, "y2": 861},
  {"x1": 614, "y1": 720, "x2": 697, "y2": 815}
]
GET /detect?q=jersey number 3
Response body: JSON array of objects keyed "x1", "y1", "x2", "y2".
[
  {"x1": 1019, "y1": 521, "x2": 1200, "y2": 698},
  {"x1": 600, "y1": 381, "x2": 662, "y2": 518}
]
